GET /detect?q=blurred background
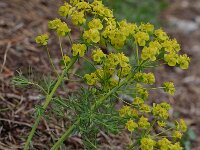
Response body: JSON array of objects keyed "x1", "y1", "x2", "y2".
[{"x1": 0, "y1": 0, "x2": 200, "y2": 149}]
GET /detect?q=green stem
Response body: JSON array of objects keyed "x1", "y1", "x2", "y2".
[
  {"x1": 28, "y1": 82, "x2": 47, "y2": 94},
  {"x1": 46, "y1": 46, "x2": 59, "y2": 77},
  {"x1": 136, "y1": 43, "x2": 139, "y2": 66},
  {"x1": 50, "y1": 119, "x2": 80, "y2": 150},
  {"x1": 24, "y1": 115, "x2": 42, "y2": 150},
  {"x1": 24, "y1": 56, "x2": 78, "y2": 150},
  {"x1": 91, "y1": 73, "x2": 133, "y2": 110},
  {"x1": 68, "y1": 34, "x2": 73, "y2": 45},
  {"x1": 58, "y1": 37, "x2": 67, "y2": 67},
  {"x1": 126, "y1": 140, "x2": 139, "y2": 150}
]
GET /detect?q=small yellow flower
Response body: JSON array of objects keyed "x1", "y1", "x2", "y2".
[
  {"x1": 142, "y1": 73, "x2": 155, "y2": 84},
  {"x1": 88, "y1": 18, "x2": 103, "y2": 30},
  {"x1": 72, "y1": 44, "x2": 87, "y2": 57},
  {"x1": 132, "y1": 97, "x2": 144, "y2": 105},
  {"x1": 177, "y1": 54, "x2": 190, "y2": 69},
  {"x1": 63, "y1": 55, "x2": 71, "y2": 64},
  {"x1": 118, "y1": 64, "x2": 132, "y2": 77},
  {"x1": 110, "y1": 31, "x2": 126, "y2": 49},
  {"x1": 35, "y1": 34, "x2": 49, "y2": 46},
  {"x1": 84, "y1": 73, "x2": 98, "y2": 85},
  {"x1": 92, "y1": 48, "x2": 106, "y2": 62},
  {"x1": 70, "y1": 0, "x2": 79, "y2": 6},
  {"x1": 139, "y1": 23, "x2": 154, "y2": 33},
  {"x1": 180, "y1": 119, "x2": 187, "y2": 132},
  {"x1": 119, "y1": 106, "x2": 131, "y2": 117},
  {"x1": 56, "y1": 22, "x2": 71, "y2": 37},
  {"x1": 149, "y1": 41, "x2": 162, "y2": 54},
  {"x1": 163, "y1": 82, "x2": 175, "y2": 95},
  {"x1": 58, "y1": 2, "x2": 72, "y2": 17},
  {"x1": 129, "y1": 109, "x2": 138, "y2": 118},
  {"x1": 140, "y1": 137, "x2": 156, "y2": 150},
  {"x1": 164, "y1": 53, "x2": 178, "y2": 67},
  {"x1": 83, "y1": 29, "x2": 100, "y2": 43},
  {"x1": 157, "y1": 121, "x2": 166, "y2": 127},
  {"x1": 162, "y1": 39, "x2": 180, "y2": 53},
  {"x1": 169, "y1": 142, "x2": 183, "y2": 150},
  {"x1": 139, "y1": 104, "x2": 151, "y2": 113},
  {"x1": 158, "y1": 138, "x2": 171, "y2": 150},
  {"x1": 176, "y1": 119, "x2": 187, "y2": 132},
  {"x1": 135, "y1": 31, "x2": 149, "y2": 46},
  {"x1": 136, "y1": 84, "x2": 149, "y2": 100},
  {"x1": 152, "y1": 102, "x2": 171, "y2": 120},
  {"x1": 119, "y1": 20, "x2": 137, "y2": 36},
  {"x1": 76, "y1": 2, "x2": 91, "y2": 12},
  {"x1": 138, "y1": 116, "x2": 150, "y2": 129},
  {"x1": 173, "y1": 131, "x2": 183, "y2": 139},
  {"x1": 48, "y1": 18, "x2": 62, "y2": 29},
  {"x1": 71, "y1": 11, "x2": 86, "y2": 25},
  {"x1": 141, "y1": 46, "x2": 157, "y2": 61},
  {"x1": 125, "y1": 119, "x2": 138, "y2": 132},
  {"x1": 154, "y1": 28, "x2": 169, "y2": 41},
  {"x1": 116, "y1": 53, "x2": 129, "y2": 68}
]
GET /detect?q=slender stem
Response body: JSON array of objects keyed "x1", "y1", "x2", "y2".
[
  {"x1": 58, "y1": 37, "x2": 66, "y2": 67},
  {"x1": 28, "y1": 82, "x2": 47, "y2": 94},
  {"x1": 91, "y1": 73, "x2": 133, "y2": 110},
  {"x1": 126, "y1": 140, "x2": 139, "y2": 150},
  {"x1": 46, "y1": 46, "x2": 59, "y2": 77},
  {"x1": 145, "y1": 119, "x2": 156, "y2": 136},
  {"x1": 24, "y1": 56, "x2": 78, "y2": 150},
  {"x1": 24, "y1": 116, "x2": 42, "y2": 150},
  {"x1": 50, "y1": 119, "x2": 80, "y2": 150},
  {"x1": 59, "y1": 37, "x2": 64, "y2": 57},
  {"x1": 152, "y1": 127, "x2": 174, "y2": 138},
  {"x1": 113, "y1": 94, "x2": 133, "y2": 106},
  {"x1": 68, "y1": 34, "x2": 73, "y2": 45},
  {"x1": 83, "y1": 57, "x2": 97, "y2": 70},
  {"x1": 135, "y1": 43, "x2": 140, "y2": 66}
]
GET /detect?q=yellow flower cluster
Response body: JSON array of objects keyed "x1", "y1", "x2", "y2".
[
  {"x1": 132, "y1": 97, "x2": 144, "y2": 105},
  {"x1": 35, "y1": 34, "x2": 49, "y2": 46},
  {"x1": 152, "y1": 102, "x2": 171, "y2": 120},
  {"x1": 72, "y1": 44, "x2": 87, "y2": 57},
  {"x1": 179, "y1": 119, "x2": 187, "y2": 132},
  {"x1": 58, "y1": 2, "x2": 73, "y2": 17},
  {"x1": 83, "y1": 29, "x2": 100, "y2": 43},
  {"x1": 141, "y1": 40, "x2": 162, "y2": 61},
  {"x1": 135, "y1": 31, "x2": 150, "y2": 47},
  {"x1": 119, "y1": 106, "x2": 138, "y2": 118},
  {"x1": 48, "y1": 18, "x2": 71, "y2": 37},
  {"x1": 138, "y1": 116, "x2": 150, "y2": 129},
  {"x1": 133, "y1": 24, "x2": 190, "y2": 69},
  {"x1": 134, "y1": 72, "x2": 155, "y2": 84},
  {"x1": 136, "y1": 83, "x2": 149, "y2": 100},
  {"x1": 71, "y1": 11, "x2": 86, "y2": 25},
  {"x1": 36, "y1": 0, "x2": 190, "y2": 70},
  {"x1": 63, "y1": 55, "x2": 71, "y2": 64},
  {"x1": 163, "y1": 82, "x2": 175, "y2": 95},
  {"x1": 92, "y1": 48, "x2": 106, "y2": 63},
  {"x1": 119, "y1": 94, "x2": 186, "y2": 149},
  {"x1": 84, "y1": 52, "x2": 131, "y2": 87},
  {"x1": 158, "y1": 138, "x2": 182, "y2": 150},
  {"x1": 140, "y1": 137, "x2": 156, "y2": 150},
  {"x1": 84, "y1": 73, "x2": 98, "y2": 86},
  {"x1": 125, "y1": 119, "x2": 138, "y2": 132},
  {"x1": 88, "y1": 18, "x2": 103, "y2": 30}
]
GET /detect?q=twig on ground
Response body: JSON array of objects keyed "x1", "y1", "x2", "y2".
[{"x1": 0, "y1": 43, "x2": 11, "y2": 74}]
